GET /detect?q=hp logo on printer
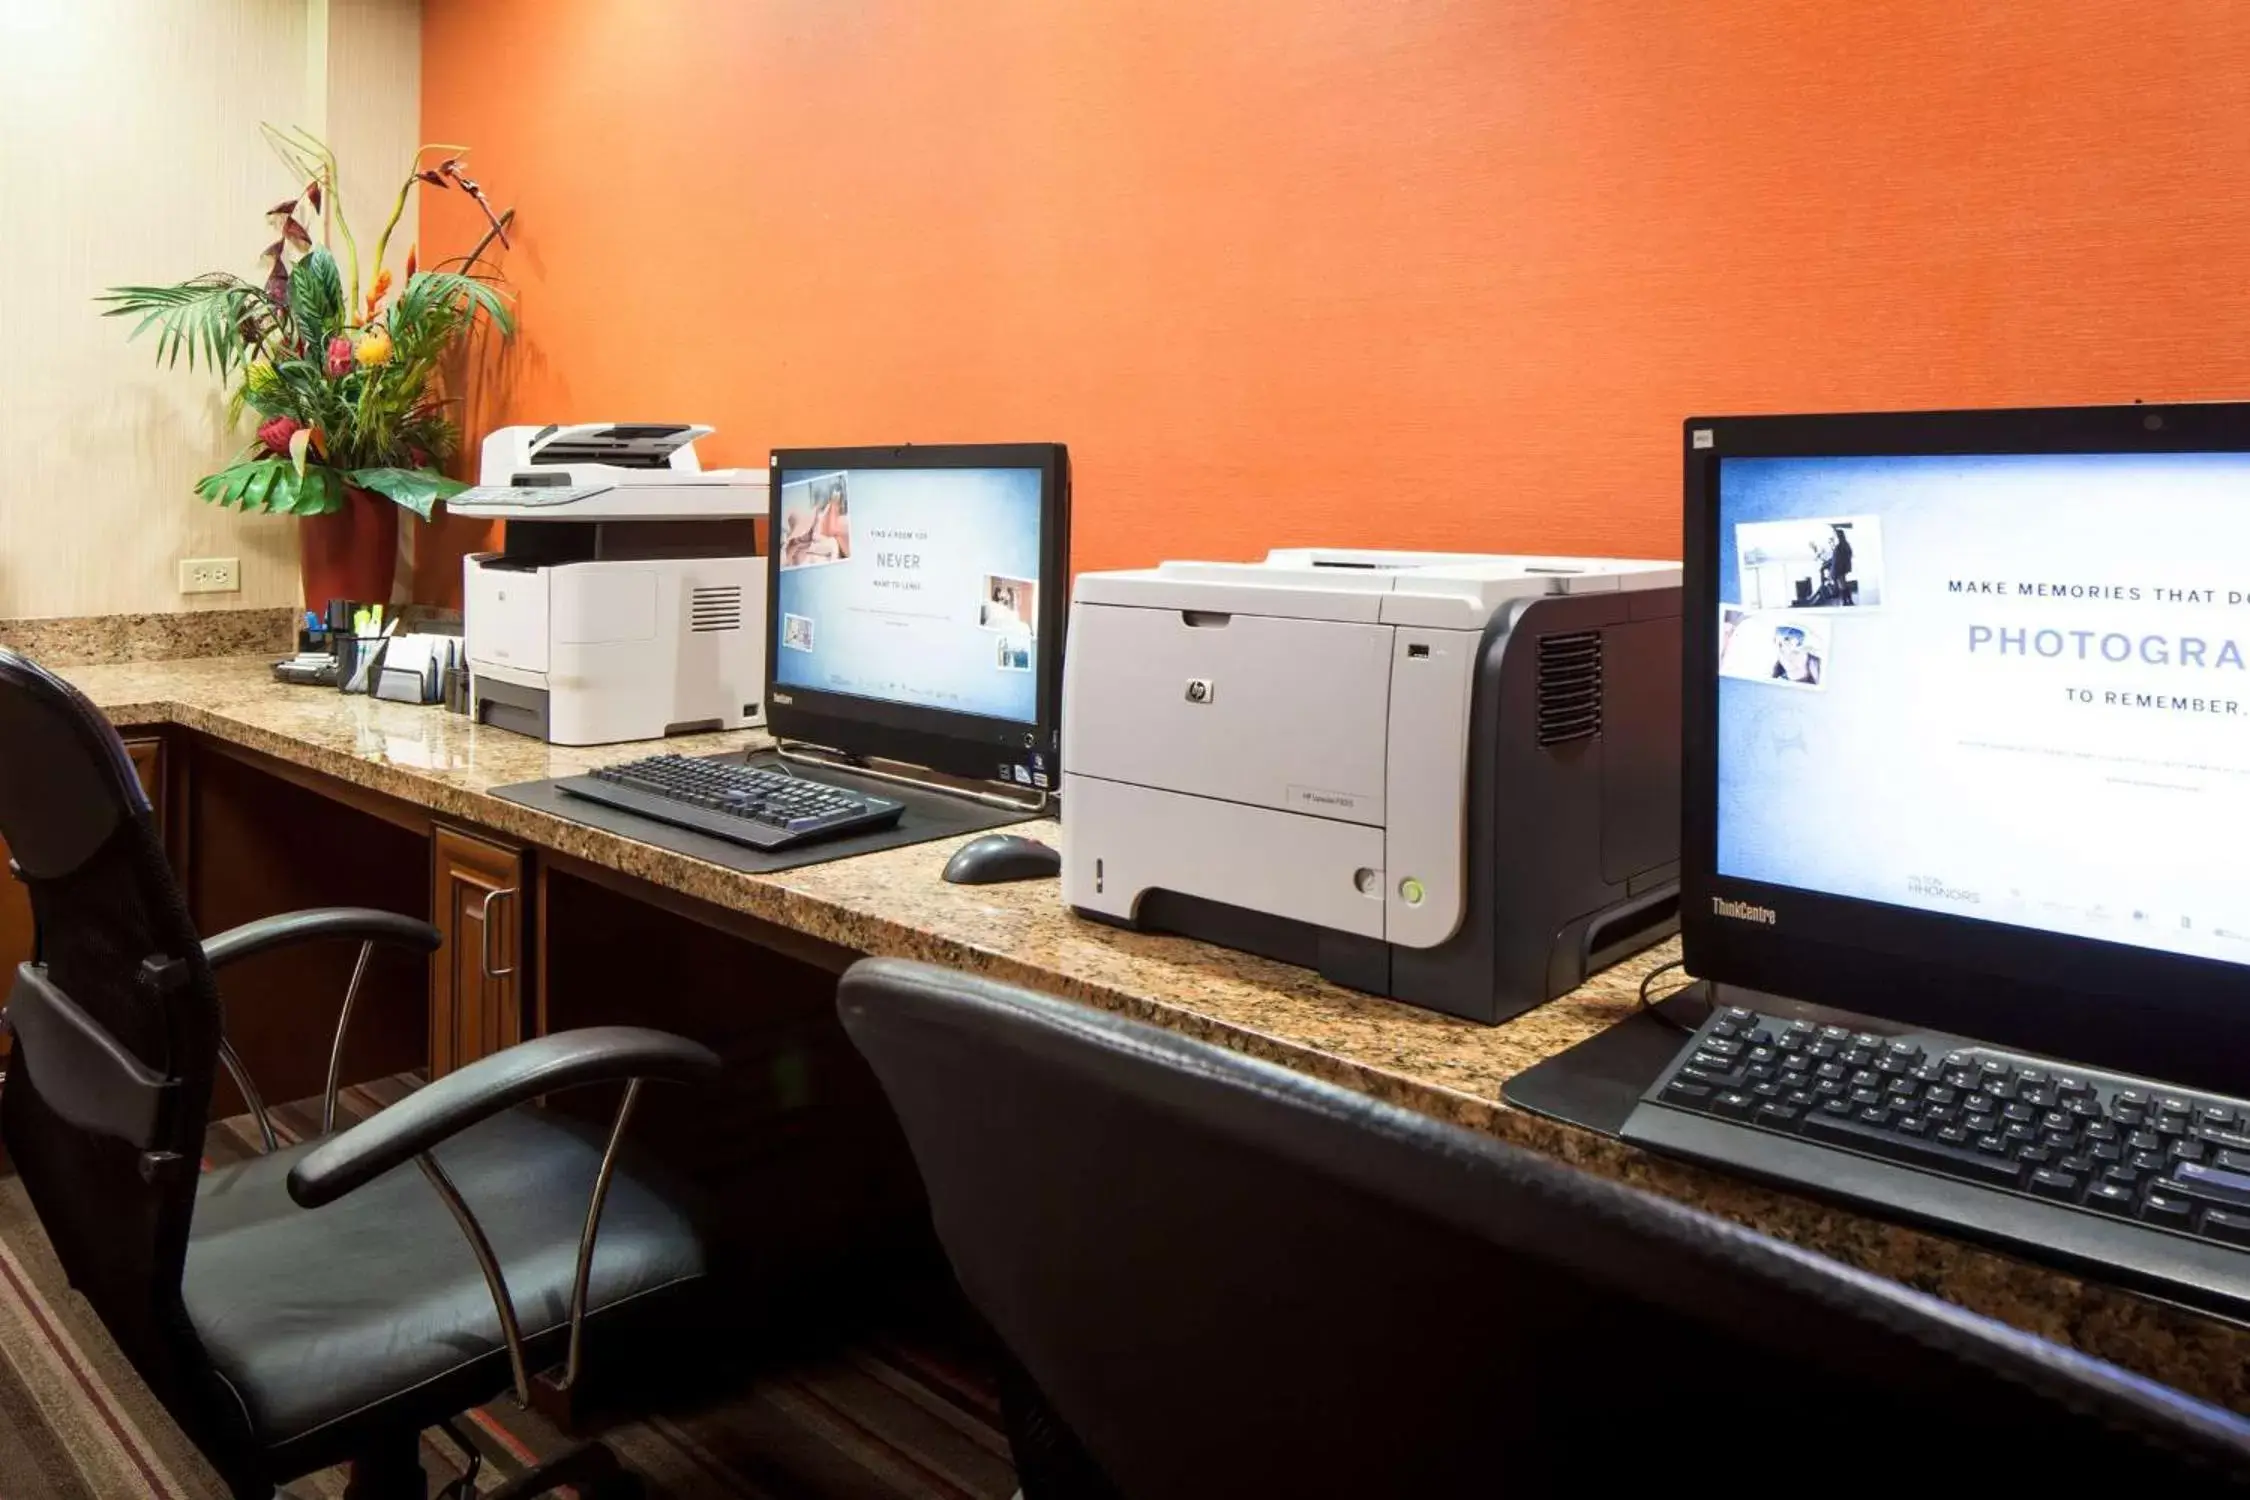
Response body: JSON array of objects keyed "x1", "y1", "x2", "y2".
[{"x1": 1183, "y1": 678, "x2": 1215, "y2": 704}]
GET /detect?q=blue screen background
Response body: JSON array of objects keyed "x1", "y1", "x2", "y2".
[
  {"x1": 773, "y1": 466, "x2": 1043, "y2": 723},
  {"x1": 1716, "y1": 451, "x2": 2250, "y2": 968}
]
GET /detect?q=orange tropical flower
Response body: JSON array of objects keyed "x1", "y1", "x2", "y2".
[{"x1": 364, "y1": 267, "x2": 393, "y2": 317}]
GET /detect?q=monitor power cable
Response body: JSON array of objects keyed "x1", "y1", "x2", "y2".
[{"x1": 1636, "y1": 958, "x2": 1706, "y2": 1034}]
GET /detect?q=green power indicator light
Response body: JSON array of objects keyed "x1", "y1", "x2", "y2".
[{"x1": 1399, "y1": 878, "x2": 1425, "y2": 905}]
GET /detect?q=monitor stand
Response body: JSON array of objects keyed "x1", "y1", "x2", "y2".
[
  {"x1": 1503, "y1": 981, "x2": 1926, "y2": 1136},
  {"x1": 1501, "y1": 986, "x2": 1716, "y2": 1136},
  {"x1": 1507, "y1": 980, "x2": 2055, "y2": 1137},
  {"x1": 776, "y1": 740, "x2": 1051, "y2": 817}
]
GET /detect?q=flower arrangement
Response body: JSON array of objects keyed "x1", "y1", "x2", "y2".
[{"x1": 98, "y1": 126, "x2": 515, "y2": 523}]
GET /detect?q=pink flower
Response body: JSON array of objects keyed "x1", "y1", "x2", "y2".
[
  {"x1": 257, "y1": 414, "x2": 302, "y2": 455},
  {"x1": 325, "y1": 335, "x2": 353, "y2": 378}
]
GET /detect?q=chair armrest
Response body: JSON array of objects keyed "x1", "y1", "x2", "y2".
[
  {"x1": 202, "y1": 907, "x2": 441, "y2": 969},
  {"x1": 200, "y1": 907, "x2": 441, "y2": 1153},
  {"x1": 286, "y1": 1026, "x2": 720, "y2": 1208}
]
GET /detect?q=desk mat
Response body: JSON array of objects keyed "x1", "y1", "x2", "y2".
[
  {"x1": 1499, "y1": 987, "x2": 1714, "y2": 1135},
  {"x1": 490, "y1": 749, "x2": 1040, "y2": 875},
  {"x1": 1502, "y1": 985, "x2": 1913, "y2": 1135}
]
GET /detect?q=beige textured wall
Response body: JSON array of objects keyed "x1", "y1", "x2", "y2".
[{"x1": 0, "y1": 0, "x2": 419, "y2": 620}]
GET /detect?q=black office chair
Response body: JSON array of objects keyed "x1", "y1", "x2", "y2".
[
  {"x1": 0, "y1": 648, "x2": 719, "y2": 1499},
  {"x1": 838, "y1": 958, "x2": 2250, "y2": 1496}
]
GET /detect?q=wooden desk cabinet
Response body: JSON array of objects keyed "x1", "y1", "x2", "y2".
[{"x1": 430, "y1": 824, "x2": 528, "y2": 1078}]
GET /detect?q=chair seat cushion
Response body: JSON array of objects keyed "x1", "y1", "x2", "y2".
[{"x1": 184, "y1": 1104, "x2": 706, "y2": 1457}]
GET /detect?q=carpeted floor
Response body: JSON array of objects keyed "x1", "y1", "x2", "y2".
[{"x1": 0, "y1": 1077, "x2": 1019, "y2": 1499}]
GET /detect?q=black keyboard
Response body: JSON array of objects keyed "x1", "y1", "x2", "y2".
[
  {"x1": 1622, "y1": 999, "x2": 2250, "y2": 1319},
  {"x1": 555, "y1": 754, "x2": 905, "y2": 852}
]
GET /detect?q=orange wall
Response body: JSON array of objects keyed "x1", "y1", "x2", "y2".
[{"x1": 418, "y1": 0, "x2": 2250, "y2": 589}]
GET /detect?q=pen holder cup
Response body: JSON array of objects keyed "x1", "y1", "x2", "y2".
[
  {"x1": 325, "y1": 598, "x2": 368, "y2": 638},
  {"x1": 335, "y1": 635, "x2": 382, "y2": 694}
]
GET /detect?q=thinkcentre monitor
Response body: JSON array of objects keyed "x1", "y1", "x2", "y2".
[
  {"x1": 765, "y1": 443, "x2": 1069, "y2": 792},
  {"x1": 1684, "y1": 403, "x2": 2250, "y2": 1095}
]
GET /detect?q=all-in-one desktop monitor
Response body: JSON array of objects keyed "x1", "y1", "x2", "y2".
[
  {"x1": 1626, "y1": 401, "x2": 2250, "y2": 1319},
  {"x1": 553, "y1": 443, "x2": 1068, "y2": 853},
  {"x1": 766, "y1": 444, "x2": 1070, "y2": 795},
  {"x1": 1683, "y1": 403, "x2": 2250, "y2": 1085}
]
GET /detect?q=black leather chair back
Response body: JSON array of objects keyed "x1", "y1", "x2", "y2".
[
  {"x1": 0, "y1": 651, "x2": 223, "y2": 1414},
  {"x1": 839, "y1": 958, "x2": 2250, "y2": 1495}
]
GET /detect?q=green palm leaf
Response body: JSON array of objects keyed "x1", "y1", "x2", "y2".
[
  {"x1": 96, "y1": 274, "x2": 271, "y2": 373},
  {"x1": 390, "y1": 270, "x2": 514, "y2": 364},
  {"x1": 405, "y1": 270, "x2": 515, "y2": 330}
]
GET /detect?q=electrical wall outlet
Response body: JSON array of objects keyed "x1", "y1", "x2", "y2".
[{"x1": 178, "y1": 556, "x2": 241, "y2": 595}]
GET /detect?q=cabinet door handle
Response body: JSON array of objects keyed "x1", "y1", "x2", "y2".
[{"x1": 479, "y1": 887, "x2": 518, "y2": 979}]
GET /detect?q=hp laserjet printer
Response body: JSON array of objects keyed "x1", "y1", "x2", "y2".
[
  {"x1": 1061, "y1": 548, "x2": 1683, "y2": 1024},
  {"x1": 454, "y1": 424, "x2": 769, "y2": 745}
]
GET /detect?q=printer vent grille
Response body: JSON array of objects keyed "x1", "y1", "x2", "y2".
[
  {"x1": 689, "y1": 585, "x2": 744, "y2": 632},
  {"x1": 1535, "y1": 631, "x2": 1602, "y2": 746}
]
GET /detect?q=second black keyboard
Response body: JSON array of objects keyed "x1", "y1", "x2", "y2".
[
  {"x1": 1623, "y1": 999, "x2": 2250, "y2": 1319},
  {"x1": 556, "y1": 753, "x2": 905, "y2": 852}
]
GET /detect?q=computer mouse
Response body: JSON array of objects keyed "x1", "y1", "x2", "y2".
[{"x1": 942, "y1": 833, "x2": 1062, "y2": 885}]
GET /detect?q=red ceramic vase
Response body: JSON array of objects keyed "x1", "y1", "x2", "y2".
[{"x1": 297, "y1": 483, "x2": 398, "y2": 610}]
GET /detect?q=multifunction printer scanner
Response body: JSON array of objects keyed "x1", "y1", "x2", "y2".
[
  {"x1": 1062, "y1": 548, "x2": 1683, "y2": 1024},
  {"x1": 453, "y1": 424, "x2": 769, "y2": 746}
]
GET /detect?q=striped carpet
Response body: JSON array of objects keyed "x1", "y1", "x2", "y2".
[{"x1": 0, "y1": 1077, "x2": 1020, "y2": 1499}]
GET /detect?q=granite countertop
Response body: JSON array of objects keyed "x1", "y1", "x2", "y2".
[
  {"x1": 52, "y1": 654, "x2": 2250, "y2": 1411},
  {"x1": 0, "y1": 606, "x2": 297, "y2": 666}
]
